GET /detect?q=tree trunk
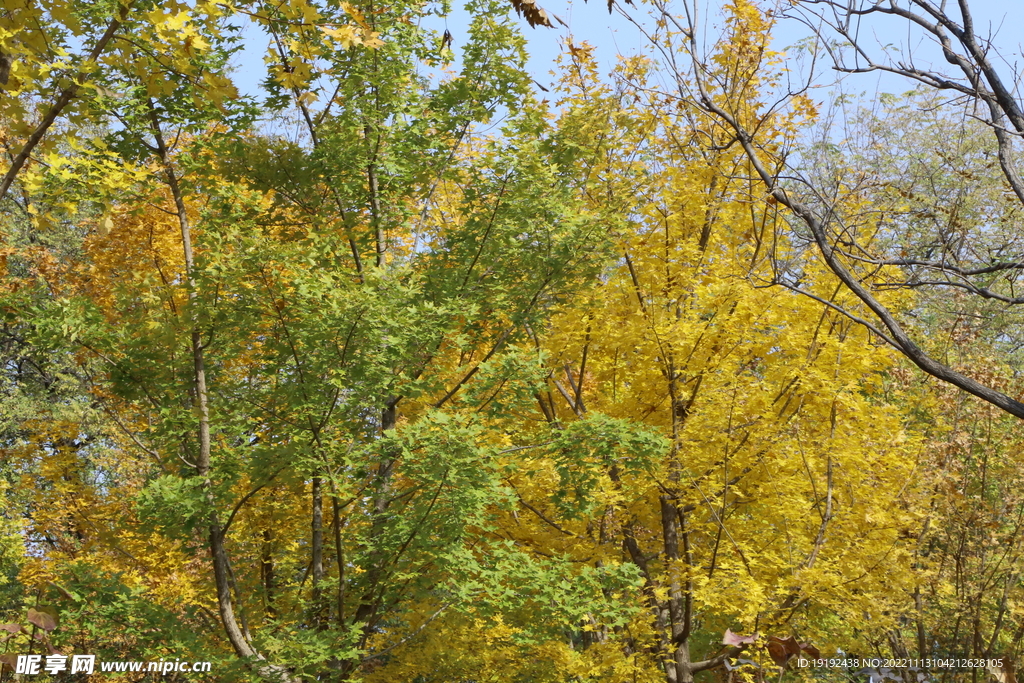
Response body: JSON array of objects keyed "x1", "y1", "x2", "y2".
[{"x1": 148, "y1": 102, "x2": 298, "y2": 683}]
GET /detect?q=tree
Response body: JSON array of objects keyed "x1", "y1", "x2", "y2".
[
  {"x1": 483, "y1": 14, "x2": 928, "y2": 682},
  {"x1": 889, "y1": 358, "x2": 1024, "y2": 668},
  {"x1": 656, "y1": 0, "x2": 1024, "y2": 420},
  {"x1": 810, "y1": 93, "x2": 1024, "y2": 670},
  {"x1": 1, "y1": 0, "x2": 629, "y2": 680},
  {"x1": 631, "y1": 0, "x2": 1024, "y2": 675}
]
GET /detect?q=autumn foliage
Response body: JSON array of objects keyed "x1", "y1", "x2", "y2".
[{"x1": 1, "y1": 0, "x2": 1023, "y2": 681}]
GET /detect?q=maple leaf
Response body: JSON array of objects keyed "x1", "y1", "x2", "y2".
[{"x1": 322, "y1": 25, "x2": 362, "y2": 49}]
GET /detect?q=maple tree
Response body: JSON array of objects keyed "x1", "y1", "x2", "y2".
[
  {"x1": 3, "y1": 0, "x2": 628, "y2": 679},
  {"x1": 494, "y1": 12, "x2": 928, "y2": 681}
]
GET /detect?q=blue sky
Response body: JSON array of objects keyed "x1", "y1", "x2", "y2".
[{"x1": 226, "y1": 0, "x2": 1024, "y2": 105}]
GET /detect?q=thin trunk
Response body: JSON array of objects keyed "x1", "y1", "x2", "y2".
[
  {"x1": 332, "y1": 490, "x2": 345, "y2": 624},
  {"x1": 913, "y1": 587, "x2": 927, "y2": 657},
  {"x1": 225, "y1": 554, "x2": 252, "y2": 642},
  {"x1": 148, "y1": 102, "x2": 297, "y2": 683},
  {"x1": 312, "y1": 475, "x2": 325, "y2": 625},
  {"x1": 674, "y1": 640, "x2": 694, "y2": 683},
  {"x1": 342, "y1": 400, "x2": 399, "y2": 678},
  {"x1": 262, "y1": 529, "x2": 276, "y2": 618},
  {"x1": 664, "y1": 372, "x2": 692, "y2": 683},
  {"x1": 366, "y1": 125, "x2": 384, "y2": 267},
  {"x1": 661, "y1": 495, "x2": 692, "y2": 683},
  {"x1": 323, "y1": 480, "x2": 347, "y2": 677}
]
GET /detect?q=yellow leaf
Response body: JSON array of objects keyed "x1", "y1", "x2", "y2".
[{"x1": 322, "y1": 25, "x2": 361, "y2": 50}]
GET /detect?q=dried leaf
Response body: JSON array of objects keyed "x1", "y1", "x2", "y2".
[
  {"x1": 800, "y1": 642, "x2": 821, "y2": 658},
  {"x1": 766, "y1": 635, "x2": 801, "y2": 666},
  {"x1": 508, "y1": 0, "x2": 554, "y2": 28},
  {"x1": 27, "y1": 606, "x2": 58, "y2": 632},
  {"x1": 722, "y1": 628, "x2": 757, "y2": 646},
  {"x1": 0, "y1": 654, "x2": 17, "y2": 673}
]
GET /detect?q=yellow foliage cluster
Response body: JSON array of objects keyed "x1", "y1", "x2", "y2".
[{"x1": 483, "y1": 7, "x2": 929, "y2": 672}]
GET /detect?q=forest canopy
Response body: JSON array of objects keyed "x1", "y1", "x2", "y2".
[{"x1": 2, "y1": 0, "x2": 1024, "y2": 681}]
